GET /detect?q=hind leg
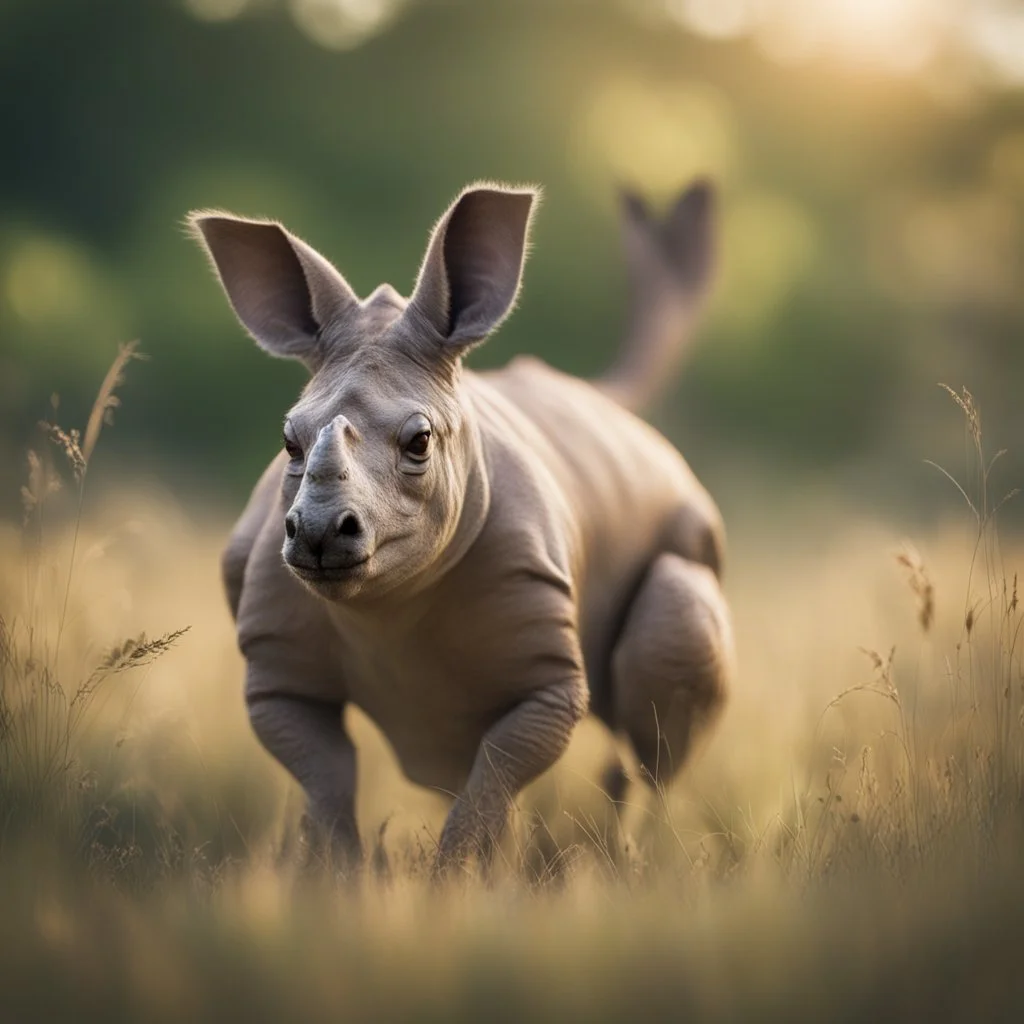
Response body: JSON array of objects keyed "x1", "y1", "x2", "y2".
[{"x1": 613, "y1": 554, "x2": 732, "y2": 787}]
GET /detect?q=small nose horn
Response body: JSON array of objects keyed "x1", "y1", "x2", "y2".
[{"x1": 336, "y1": 511, "x2": 362, "y2": 538}]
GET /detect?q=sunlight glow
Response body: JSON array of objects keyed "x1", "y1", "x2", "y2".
[
  {"x1": 572, "y1": 78, "x2": 739, "y2": 200},
  {"x1": 663, "y1": 0, "x2": 1021, "y2": 81},
  {"x1": 174, "y1": 0, "x2": 1024, "y2": 86},
  {"x1": 5, "y1": 239, "x2": 95, "y2": 326},
  {"x1": 969, "y1": 4, "x2": 1024, "y2": 85},
  {"x1": 764, "y1": 0, "x2": 939, "y2": 73},
  {"x1": 666, "y1": 0, "x2": 752, "y2": 40},
  {"x1": 289, "y1": 0, "x2": 402, "y2": 51},
  {"x1": 718, "y1": 191, "x2": 818, "y2": 334},
  {"x1": 1, "y1": 235, "x2": 128, "y2": 363}
]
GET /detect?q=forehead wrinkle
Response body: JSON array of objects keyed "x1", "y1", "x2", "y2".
[
  {"x1": 318, "y1": 292, "x2": 404, "y2": 352},
  {"x1": 291, "y1": 344, "x2": 460, "y2": 438}
]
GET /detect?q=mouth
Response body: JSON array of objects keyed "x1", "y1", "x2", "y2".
[{"x1": 286, "y1": 556, "x2": 370, "y2": 583}]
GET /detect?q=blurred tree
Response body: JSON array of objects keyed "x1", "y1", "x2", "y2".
[{"x1": 1, "y1": 0, "x2": 1021, "y2": 520}]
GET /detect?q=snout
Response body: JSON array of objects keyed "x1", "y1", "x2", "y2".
[{"x1": 283, "y1": 505, "x2": 372, "y2": 578}]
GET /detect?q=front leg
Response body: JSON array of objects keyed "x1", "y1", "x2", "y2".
[
  {"x1": 246, "y1": 673, "x2": 362, "y2": 872},
  {"x1": 435, "y1": 677, "x2": 589, "y2": 876}
]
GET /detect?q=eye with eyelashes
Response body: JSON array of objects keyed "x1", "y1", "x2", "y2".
[
  {"x1": 282, "y1": 425, "x2": 303, "y2": 463},
  {"x1": 398, "y1": 413, "x2": 433, "y2": 470}
]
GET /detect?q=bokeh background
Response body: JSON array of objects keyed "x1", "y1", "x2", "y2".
[
  {"x1": 3, "y1": 5, "x2": 1024, "y2": 1018},
  {"x1": 3, "y1": 0, "x2": 1023, "y2": 525}
]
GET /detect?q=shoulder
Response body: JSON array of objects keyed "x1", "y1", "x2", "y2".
[
  {"x1": 234, "y1": 479, "x2": 341, "y2": 674},
  {"x1": 222, "y1": 451, "x2": 287, "y2": 618},
  {"x1": 426, "y1": 509, "x2": 584, "y2": 697}
]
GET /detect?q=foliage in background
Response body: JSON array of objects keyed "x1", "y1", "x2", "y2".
[
  {"x1": 4, "y1": 3, "x2": 1024, "y2": 1014},
  {"x1": 1, "y1": 0, "x2": 1023, "y2": 515}
]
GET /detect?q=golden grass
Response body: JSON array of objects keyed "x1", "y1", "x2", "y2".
[{"x1": 1, "y1": 354, "x2": 1023, "y2": 1020}]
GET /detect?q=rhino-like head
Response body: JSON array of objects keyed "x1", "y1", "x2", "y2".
[{"x1": 191, "y1": 183, "x2": 537, "y2": 601}]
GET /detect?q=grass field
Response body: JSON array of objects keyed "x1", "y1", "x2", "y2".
[{"x1": 1, "y1": 361, "x2": 1023, "y2": 1022}]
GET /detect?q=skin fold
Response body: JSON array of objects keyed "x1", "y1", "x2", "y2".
[{"x1": 190, "y1": 180, "x2": 733, "y2": 876}]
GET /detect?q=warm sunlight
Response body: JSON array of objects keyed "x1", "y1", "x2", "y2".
[
  {"x1": 180, "y1": 0, "x2": 1024, "y2": 85},
  {"x1": 5, "y1": 1, "x2": 1024, "y2": 1019},
  {"x1": 667, "y1": 0, "x2": 1024, "y2": 83},
  {"x1": 290, "y1": 0, "x2": 402, "y2": 50},
  {"x1": 760, "y1": 0, "x2": 939, "y2": 72}
]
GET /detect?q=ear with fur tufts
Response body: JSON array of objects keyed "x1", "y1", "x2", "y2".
[
  {"x1": 188, "y1": 212, "x2": 358, "y2": 371},
  {"x1": 406, "y1": 183, "x2": 538, "y2": 352}
]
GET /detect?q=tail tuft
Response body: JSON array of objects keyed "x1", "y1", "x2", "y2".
[{"x1": 599, "y1": 179, "x2": 717, "y2": 412}]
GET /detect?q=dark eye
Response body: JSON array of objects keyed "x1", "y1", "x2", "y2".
[
  {"x1": 405, "y1": 429, "x2": 431, "y2": 459},
  {"x1": 283, "y1": 434, "x2": 303, "y2": 460},
  {"x1": 398, "y1": 413, "x2": 433, "y2": 470}
]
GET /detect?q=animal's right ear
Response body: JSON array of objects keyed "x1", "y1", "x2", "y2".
[
  {"x1": 405, "y1": 183, "x2": 538, "y2": 355},
  {"x1": 188, "y1": 212, "x2": 358, "y2": 371}
]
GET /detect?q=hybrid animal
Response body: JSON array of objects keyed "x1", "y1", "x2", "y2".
[{"x1": 191, "y1": 181, "x2": 732, "y2": 874}]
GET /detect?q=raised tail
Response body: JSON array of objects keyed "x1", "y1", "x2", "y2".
[{"x1": 597, "y1": 179, "x2": 716, "y2": 413}]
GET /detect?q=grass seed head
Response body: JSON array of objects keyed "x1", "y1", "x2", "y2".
[
  {"x1": 939, "y1": 383, "x2": 981, "y2": 446},
  {"x1": 39, "y1": 422, "x2": 85, "y2": 482},
  {"x1": 20, "y1": 449, "x2": 62, "y2": 527},
  {"x1": 82, "y1": 341, "x2": 146, "y2": 464},
  {"x1": 896, "y1": 542, "x2": 935, "y2": 633}
]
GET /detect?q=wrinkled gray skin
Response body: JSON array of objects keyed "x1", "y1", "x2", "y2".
[{"x1": 190, "y1": 180, "x2": 733, "y2": 876}]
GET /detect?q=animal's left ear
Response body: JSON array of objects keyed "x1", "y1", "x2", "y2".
[
  {"x1": 406, "y1": 183, "x2": 537, "y2": 352},
  {"x1": 188, "y1": 210, "x2": 358, "y2": 372}
]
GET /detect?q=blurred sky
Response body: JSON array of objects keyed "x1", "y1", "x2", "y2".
[{"x1": 1, "y1": 0, "x2": 1022, "y2": 524}]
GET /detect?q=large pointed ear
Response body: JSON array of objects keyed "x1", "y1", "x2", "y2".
[
  {"x1": 188, "y1": 211, "x2": 358, "y2": 370},
  {"x1": 406, "y1": 183, "x2": 537, "y2": 352}
]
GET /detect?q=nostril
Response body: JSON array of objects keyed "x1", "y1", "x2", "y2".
[
  {"x1": 284, "y1": 513, "x2": 298, "y2": 540},
  {"x1": 337, "y1": 512, "x2": 362, "y2": 538}
]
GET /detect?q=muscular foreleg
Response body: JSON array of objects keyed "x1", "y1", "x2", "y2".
[
  {"x1": 435, "y1": 678, "x2": 588, "y2": 877},
  {"x1": 246, "y1": 678, "x2": 362, "y2": 872}
]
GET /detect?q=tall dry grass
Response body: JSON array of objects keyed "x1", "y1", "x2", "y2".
[{"x1": 1, "y1": 351, "x2": 1023, "y2": 1021}]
